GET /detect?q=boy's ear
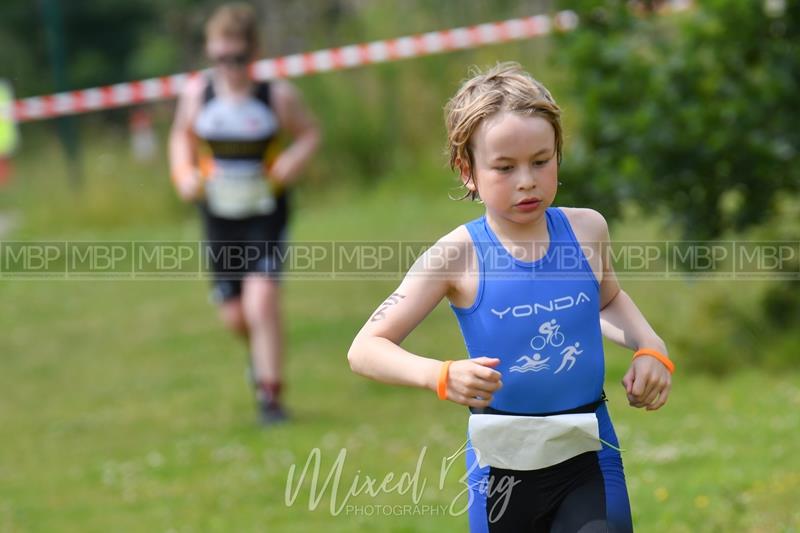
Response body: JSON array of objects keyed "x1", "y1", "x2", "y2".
[{"x1": 456, "y1": 158, "x2": 477, "y2": 192}]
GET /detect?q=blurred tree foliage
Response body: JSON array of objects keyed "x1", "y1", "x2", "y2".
[
  {"x1": 1, "y1": 0, "x2": 158, "y2": 96},
  {"x1": 552, "y1": 0, "x2": 800, "y2": 372},
  {"x1": 554, "y1": 0, "x2": 799, "y2": 240},
  {"x1": 3, "y1": 0, "x2": 797, "y2": 239}
]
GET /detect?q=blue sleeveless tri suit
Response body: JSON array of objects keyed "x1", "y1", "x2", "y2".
[{"x1": 450, "y1": 207, "x2": 633, "y2": 532}]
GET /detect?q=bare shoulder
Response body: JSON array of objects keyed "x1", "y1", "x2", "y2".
[
  {"x1": 270, "y1": 80, "x2": 300, "y2": 108},
  {"x1": 178, "y1": 74, "x2": 207, "y2": 104},
  {"x1": 173, "y1": 74, "x2": 205, "y2": 124},
  {"x1": 559, "y1": 207, "x2": 609, "y2": 283},
  {"x1": 412, "y1": 224, "x2": 474, "y2": 277},
  {"x1": 269, "y1": 80, "x2": 316, "y2": 132},
  {"x1": 423, "y1": 224, "x2": 480, "y2": 308},
  {"x1": 559, "y1": 207, "x2": 609, "y2": 244},
  {"x1": 440, "y1": 224, "x2": 473, "y2": 246}
]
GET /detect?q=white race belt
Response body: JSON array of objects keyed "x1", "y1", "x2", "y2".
[
  {"x1": 468, "y1": 413, "x2": 601, "y2": 471},
  {"x1": 205, "y1": 166, "x2": 276, "y2": 219}
]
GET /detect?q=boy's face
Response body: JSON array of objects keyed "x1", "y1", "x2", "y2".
[
  {"x1": 464, "y1": 111, "x2": 559, "y2": 227},
  {"x1": 206, "y1": 35, "x2": 252, "y2": 81}
]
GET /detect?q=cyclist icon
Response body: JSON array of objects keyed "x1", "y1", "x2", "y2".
[{"x1": 530, "y1": 319, "x2": 565, "y2": 351}]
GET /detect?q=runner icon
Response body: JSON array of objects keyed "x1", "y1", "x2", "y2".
[{"x1": 554, "y1": 342, "x2": 583, "y2": 374}]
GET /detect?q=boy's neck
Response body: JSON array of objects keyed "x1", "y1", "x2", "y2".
[
  {"x1": 485, "y1": 209, "x2": 550, "y2": 245},
  {"x1": 214, "y1": 74, "x2": 253, "y2": 97}
]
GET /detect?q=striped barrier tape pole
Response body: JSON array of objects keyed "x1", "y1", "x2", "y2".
[{"x1": 13, "y1": 10, "x2": 579, "y2": 123}]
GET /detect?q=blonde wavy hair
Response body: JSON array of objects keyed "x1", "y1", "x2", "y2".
[{"x1": 444, "y1": 62, "x2": 562, "y2": 200}]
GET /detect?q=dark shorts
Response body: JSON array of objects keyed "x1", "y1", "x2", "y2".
[
  {"x1": 466, "y1": 401, "x2": 632, "y2": 533},
  {"x1": 199, "y1": 194, "x2": 289, "y2": 303}
]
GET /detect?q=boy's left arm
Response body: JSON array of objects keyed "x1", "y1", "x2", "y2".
[{"x1": 591, "y1": 212, "x2": 672, "y2": 411}]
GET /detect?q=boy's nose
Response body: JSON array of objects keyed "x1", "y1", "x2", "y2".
[{"x1": 517, "y1": 170, "x2": 536, "y2": 189}]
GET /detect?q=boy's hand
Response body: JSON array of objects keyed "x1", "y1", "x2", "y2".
[
  {"x1": 267, "y1": 172, "x2": 286, "y2": 196},
  {"x1": 445, "y1": 357, "x2": 503, "y2": 408},
  {"x1": 621, "y1": 356, "x2": 672, "y2": 410},
  {"x1": 268, "y1": 154, "x2": 297, "y2": 190},
  {"x1": 175, "y1": 169, "x2": 203, "y2": 202}
]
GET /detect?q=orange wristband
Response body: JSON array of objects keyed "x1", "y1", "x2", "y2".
[
  {"x1": 437, "y1": 360, "x2": 453, "y2": 400},
  {"x1": 633, "y1": 348, "x2": 675, "y2": 374}
]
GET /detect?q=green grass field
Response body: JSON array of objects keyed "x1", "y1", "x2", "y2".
[{"x1": 1, "y1": 163, "x2": 799, "y2": 532}]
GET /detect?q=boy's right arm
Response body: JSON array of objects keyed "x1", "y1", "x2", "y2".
[
  {"x1": 347, "y1": 236, "x2": 502, "y2": 408},
  {"x1": 168, "y1": 77, "x2": 203, "y2": 202}
]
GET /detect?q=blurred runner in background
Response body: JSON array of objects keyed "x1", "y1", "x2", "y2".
[{"x1": 169, "y1": 2, "x2": 320, "y2": 425}]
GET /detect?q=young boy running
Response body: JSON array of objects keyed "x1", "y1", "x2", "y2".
[{"x1": 348, "y1": 63, "x2": 673, "y2": 532}]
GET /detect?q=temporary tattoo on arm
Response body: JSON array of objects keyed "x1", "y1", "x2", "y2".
[{"x1": 370, "y1": 293, "x2": 406, "y2": 322}]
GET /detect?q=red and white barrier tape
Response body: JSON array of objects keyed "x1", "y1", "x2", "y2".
[{"x1": 13, "y1": 10, "x2": 578, "y2": 123}]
